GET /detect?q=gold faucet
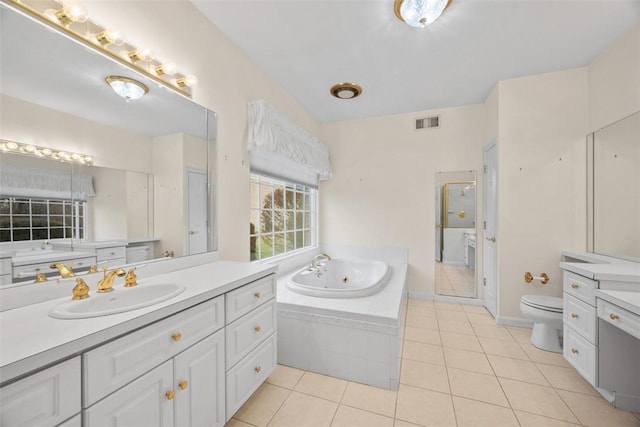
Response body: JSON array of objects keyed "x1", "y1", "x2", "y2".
[
  {"x1": 124, "y1": 267, "x2": 137, "y2": 287},
  {"x1": 34, "y1": 268, "x2": 48, "y2": 283},
  {"x1": 97, "y1": 267, "x2": 126, "y2": 293},
  {"x1": 87, "y1": 264, "x2": 99, "y2": 274},
  {"x1": 50, "y1": 263, "x2": 75, "y2": 278},
  {"x1": 72, "y1": 278, "x2": 90, "y2": 300}
]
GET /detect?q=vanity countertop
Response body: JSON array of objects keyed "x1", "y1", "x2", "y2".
[
  {"x1": 0, "y1": 260, "x2": 277, "y2": 386},
  {"x1": 596, "y1": 289, "x2": 640, "y2": 316},
  {"x1": 560, "y1": 251, "x2": 640, "y2": 283}
]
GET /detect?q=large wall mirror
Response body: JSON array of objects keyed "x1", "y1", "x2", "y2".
[
  {"x1": 0, "y1": 3, "x2": 217, "y2": 282},
  {"x1": 435, "y1": 171, "x2": 477, "y2": 298},
  {"x1": 590, "y1": 111, "x2": 639, "y2": 262}
]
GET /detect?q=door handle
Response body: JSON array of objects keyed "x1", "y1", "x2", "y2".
[
  {"x1": 190, "y1": 230, "x2": 198, "y2": 235},
  {"x1": 486, "y1": 236, "x2": 496, "y2": 242}
]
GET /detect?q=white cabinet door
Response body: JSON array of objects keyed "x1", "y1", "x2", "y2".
[
  {"x1": 174, "y1": 330, "x2": 226, "y2": 427},
  {"x1": 85, "y1": 360, "x2": 174, "y2": 427}
]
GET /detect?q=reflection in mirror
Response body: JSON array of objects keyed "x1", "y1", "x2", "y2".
[
  {"x1": 435, "y1": 171, "x2": 477, "y2": 298},
  {"x1": 591, "y1": 111, "x2": 640, "y2": 262}
]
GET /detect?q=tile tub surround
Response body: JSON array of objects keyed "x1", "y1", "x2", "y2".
[
  {"x1": 276, "y1": 245, "x2": 408, "y2": 390},
  {"x1": 228, "y1": 298, "x2": 640, "y2": 427}
]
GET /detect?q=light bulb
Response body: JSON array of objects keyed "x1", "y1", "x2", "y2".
[
  {"x1": 95, "y1": 30, "x2": 125, "y2": 47},
  {"x1": 176, "y1": 74, "x2": 198, "y2": 88},
  {"x1": 128, "y1": 48, "x2": 154, "y2": 62},
  {"x1": 49, "y1": 1, "x2": 88, "y2": 26},
  {"x1": 155, "y1": 62, "x2": 177, "y2": 76},
  {"x1": 6, "y1": 142, "x2": 18, "y2": 150}
]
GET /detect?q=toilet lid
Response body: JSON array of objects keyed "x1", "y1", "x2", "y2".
[{"x1": 521, "y1": 295, "x2": 563, "y2": 312}]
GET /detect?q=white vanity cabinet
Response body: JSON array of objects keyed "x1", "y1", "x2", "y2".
[
  {"x1": 0, "y1": 357, "x2": 81, "y2": 427},
  {"x1": 95, "y1": 245, "x2": 127, "y2": 267},
  {"x1": 0, "y1": 255, "x2": 12, "y2": 286}
]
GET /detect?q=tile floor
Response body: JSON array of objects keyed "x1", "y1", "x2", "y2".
[
  {"x1": 227, "y1": 298, "x2": 640, "y2": 427},
  {"x1": 435, "y1": 264, "x2": 475, "y2": 298}
]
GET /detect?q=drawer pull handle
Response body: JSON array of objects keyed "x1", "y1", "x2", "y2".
[
  {"x1": 609, "y1": 313, "x2": 619, "y2": 321},
  {"x1": 254, "y1": 292, "x2": 261, "y2": 299},
  {"x1": 255, "y1": 325, "x2": 261, "y2": 333},
  {"x1": 178, "y1": 380, "x2": 188, "y2": 390},
  {"x1": 571, "y1": 348, "x2": 579, "y2": 354},
  {"x1": 571, "y1": 313, "x2": 579, "y2": 319},
  {"x1": 165, "y1": 390, "x2": 175, "y2": 400},
  {"x1": 172, "y1": 332, "x2": 182, "y2": 341},
  {"x1": 571, "y1": 283, "x2": 579, "y2": 289},
  {"x1": 255, "y1": 366, "x2": 261, "y2": 373}
]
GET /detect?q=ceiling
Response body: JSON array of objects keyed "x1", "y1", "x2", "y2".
[{"x1": 192, "y1": 0, "x2": 640, "y2": 123}]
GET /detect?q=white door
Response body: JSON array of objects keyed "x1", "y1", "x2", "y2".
[
  {"x1": 187, "y1": 170, "x2": 208, "y2": 255},
  {"x1": 174, "y1": 329, "x2": 225, "y2": 427},
  {"x1": 483, "y1": 142, "x2": 498, "y2": 317}
]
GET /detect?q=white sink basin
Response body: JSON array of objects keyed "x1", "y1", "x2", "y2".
[{"x1": 49, "y1": 283, "x2": 186, "y2": 319}]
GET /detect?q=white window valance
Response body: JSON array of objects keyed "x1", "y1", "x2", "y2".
[
  {"x1": 0, "y1": 163, "x2": 96, "y2": 200},
  {"x1": 247, "y1": 100, "x2": 332, "y2": 187}
]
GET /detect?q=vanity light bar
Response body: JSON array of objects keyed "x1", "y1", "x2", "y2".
[
  {"x1": 6, "y1": 0, "x2": 197, "y2": 98},
  {"x1": 0, "y1": 139, "x2": 94, "y2": 165}
]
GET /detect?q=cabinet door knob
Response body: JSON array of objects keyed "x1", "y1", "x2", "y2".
[
  {"x1": 254, "y1": 292, "x2": 261, "y2": 298},
  {"x1": 609, "y1": 313, "x2": 619, "y2": 320},
  {"x1": 255, "y1": 366, "x2": 261, "y2": 373},
  {"x1": 172, "y1": 332, "x2": 182, "y2": 341},
  {"x1": 165, "y1": 390, "x2": 175, "y2": 400},
  {"x1": 571, "y1": 283, "x2": 579, "y2": 289},
  {"x1": 571, "y1": 313, "x2": 579, "y2": 319},
  {"x1": 571, "y1": 348, "x2": 579, "y2": 354},
  {"x1": 254, "y1": 325, "x2": 261, "y2": 333},
  {"x1": 178, "y1": 380, "x2": 188, "y2": 390}
]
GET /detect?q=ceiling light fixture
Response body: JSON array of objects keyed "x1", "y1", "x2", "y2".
[
  {"x1": 394, "y1": 0, "x2": 451, "y2": 28},
  {"x1": 1, "y1": 139, "x2": 94, "y2": 165},
  {"x1": 105, "y1": 75, "x2": 149, "y2": 101},
  {"x1": 44, "y1": 1, "x2": 88, "y2": 27},
  {"x1": 330, "y1": 82, "x2": 363, "y2": 100}
]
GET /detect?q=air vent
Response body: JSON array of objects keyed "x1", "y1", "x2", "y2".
[{"x1": 415, "y1": 116, "x2": 439, "y2": 130}]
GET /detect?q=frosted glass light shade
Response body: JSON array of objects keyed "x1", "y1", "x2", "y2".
[
  {"x1": 399, "y1": 0, "x2": 450, "y2": 28},
  {"x1": 105, "y1": 76, "x2": 149, "y2": 101}
]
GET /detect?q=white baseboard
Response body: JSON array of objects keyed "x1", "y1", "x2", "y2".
[
  {"x1": 408, "y1": 291, "x2": 483, "y2": 306},
  {"x1": 495, "y1": 316, "x2": 533, "y2": 328}
]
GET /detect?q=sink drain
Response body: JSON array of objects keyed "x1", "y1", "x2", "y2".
[{"x1": 342, "y1": 276, "x2": 349, "y2": 284}]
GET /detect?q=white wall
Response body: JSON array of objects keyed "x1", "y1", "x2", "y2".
[{"x1": 320, "y1": 105, "x2": 485, "y2": 295}]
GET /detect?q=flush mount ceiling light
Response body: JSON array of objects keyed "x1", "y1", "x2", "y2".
[
  {"x1": 394, "y1": 0, "x2": 452, "y2": 28},
  {"x1": 105, "y1": 75, "x2": 149, "y2": 101},
  {"x1": 330, "y1": 82, "x2": 363, "y2": 100}
]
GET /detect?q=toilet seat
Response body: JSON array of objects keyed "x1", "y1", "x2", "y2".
[{"x1": 521, "y1": 295, "x2": 563, "y2": 313}]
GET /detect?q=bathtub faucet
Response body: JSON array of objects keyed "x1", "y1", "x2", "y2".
[{"x1": 311, "y1": 253, "x2": 332, "y2": 269}]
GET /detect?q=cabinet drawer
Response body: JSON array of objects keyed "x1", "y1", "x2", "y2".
[
  {"x1": 84, "y1": 296, "x2": 224, "y2": 406},
  {"x1": 13, "y1": 256, "x2": 96, "y2": 279},
  {"x1": 598, "y1": 299, "x2": 640, "y2": 341},
  {"x1": 226, "y1": 300, "x2": 277, "y2": 368},
  {"x1": 0, "y1": 257, "x2": 11, "y2": 275},
  {"x1": 225, "y1": 274, "x2": 276, "y2": 324},
  {"x1": 563, "y1": 271, "x2": 597, "y2": 306},
  {"x1": 0, "y1": 357, "x2": 81, "y2": 427},
  {"x1": 96, "y1": 246, "x2": 126, "y2": 262},
  {"x1": 226, "y1": 333, "x2": 277, "y2": 420},
  {"x1": 564, "y1": 293, "x2": 597, "y2": 343},
  {"x1": 563, "y1": 325, "x2": 597, "y2": 387}
]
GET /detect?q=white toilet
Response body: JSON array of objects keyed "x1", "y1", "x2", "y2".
[{"x1": 520, "y1": 295, "x2": 563, "y2": 353}]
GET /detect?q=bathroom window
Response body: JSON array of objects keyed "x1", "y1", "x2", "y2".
[
  {"x1": 0, "y1": 197, "x2": 86, "y2": 242},
  {"x1": 250, "y1": 174, "x2": 317, "y2": 261}
]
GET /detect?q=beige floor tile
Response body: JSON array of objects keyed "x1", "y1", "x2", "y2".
[
  {"x1": 499, "y1": 378, "x2": 578, "y2": 423},
  {"x1": 447, "y1": 367, "x2": 509, "y2": 407},
  {"x1": 408, "y1": 298, "x2": 435, "y2": 309},
  {"x1": 487, "y1": 354, "x2": 549, "y2": 386},
  {"x1": 472, "y1": 324, "x2": 515, "y2": 341},
  {"x1": 536, "y1": 363, "x2": 599, "y2": 396},
  {"x1": 465, "y1": 312, "x2": 497, "y2": 325},
  {"x1": 394, "y1": 420, "x2": 423, "y2": 427},
  {"x1": 506, "y1": 326, "x2": 533, "y2": 343},
  {"x1": 443, "y1": 347, "x2": 493, "y2": 374},
  {"x1": 294, "y1": 372, "x2": 348, "y2": 402},
  {"x1": 331, "y1": 405, "x2": 394, "y2": 427},
  {"x1": 268, "y1": 391, "x2": 337, "y2": 427},
  {"x1": 437, "y1": 319, "x2": 475, "y2": 335},
  {"x1": 405, "y1": 326, "x2": 441, "y2": 345},
  {"x1": 434, "y1": 301, "x2": 465, "y2": 312},
  {"x1": 440, "y1": 331, "x2": 483, "y2": 352},
  {"x1": 406, "y1": 311, "x2": 439, "y2": 331},
  {"x1": 478, "y1": 336, "x2": 530, "y2": 360},
  {"x1": 461, "y1": 304, "x2": 491, "y2": 314},
  {"x1": 407, "y1": 305, "x2": 438, "y2": 318},
  {"x1": 519, "y1": 342, "x2": 572, "y2": 367},
  {"x1": 341, "y1": 381, "x2": 398, "y2": 418},
  {"x1": 435, "y1": 309, "x2": 465, "y2": 322},
  {"x1": 234, "y1": 383, "x2": 290, "y2": 427},
  {"x1": 395, "y1": 384, "x2": 456, "y2": 427},
  {"x1": 400, "y1": 359, "x2": 450, "y2": 393},
  {"x1": 452, "y1": 396, "x2": 519, "y2": 427},
  {"x1": 514, "y1": 411, "x2": 581, "y2": 427},
  {"x1": 267, "y1": 364, "x2": 305, "y2": 389},
  {"x1": 403, "y1": 340, "x2": 445, "y2": 366},
  {"x1": 557, "y1": 389, "x2": 640, "y2": 427},
  {"x1": 225, "y1": 419, "x2": 256, "y2": 427}
]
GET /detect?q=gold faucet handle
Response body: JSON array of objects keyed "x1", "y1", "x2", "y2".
[
  {"x1": 124, "y1": 267, "x2": 138, "y2": 287},
  {"x1": 72, "y1": 278, "x2": 90, "y2": 300},
  {"x1": 34, "y1": 269, "x2": 48, "y2": 283},
  {"x1": 87, "y1": 264, "x2": 99, "y2": 274}
]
